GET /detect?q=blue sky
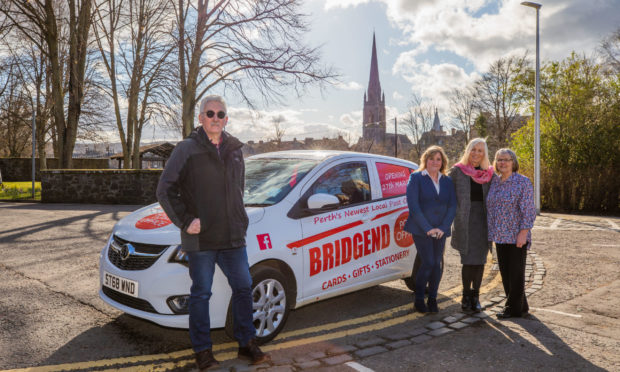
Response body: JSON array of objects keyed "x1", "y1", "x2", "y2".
[{"x1": 156, "y1": 0, "x2": 620, "y2": 144}]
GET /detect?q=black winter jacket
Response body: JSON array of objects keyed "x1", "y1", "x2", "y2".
[{"x1": 156, "y1": 127, "x2": 248, "y2": 251}]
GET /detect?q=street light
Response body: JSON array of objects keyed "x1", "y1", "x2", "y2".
[{"x1": 521, "y1": 1, "x2": 542, "y2": 215}]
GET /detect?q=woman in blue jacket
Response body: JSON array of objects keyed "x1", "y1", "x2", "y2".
[{"x1": 405, "y1": 146, "x2": 457, "y2": 313}]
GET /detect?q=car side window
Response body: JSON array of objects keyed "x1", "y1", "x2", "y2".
[{"x1": 308, "y1": 162, "x2": 371, "y2": 207}]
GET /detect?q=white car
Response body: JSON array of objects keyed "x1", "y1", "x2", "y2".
[{"x1": 99, "y1": 150, "x2": 419, "y2": 343}]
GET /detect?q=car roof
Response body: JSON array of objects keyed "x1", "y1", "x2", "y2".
[{"x1": 247, "y1": 150, "x2": 418, "y2": 167}]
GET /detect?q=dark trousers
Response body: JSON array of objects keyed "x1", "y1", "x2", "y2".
[
  {"x1": 496, "y1": 242, "x2": 529, "y2": 316},
  {"x1": 414, "y1": 234, "x2": 446, "y2": 301},
  {"x1": 187, "y1": 247, "x2": 254, "y2": 352}
]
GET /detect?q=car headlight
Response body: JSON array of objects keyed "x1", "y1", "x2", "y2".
[
  {"x1": 168, "y1": 245, "x2": 189, "y2": 267},
  {"x1": 167, "y1": 295, "x2": 190, "y2": 314}
]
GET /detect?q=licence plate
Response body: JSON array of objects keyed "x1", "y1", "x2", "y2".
[{"x1": 103, "y1": 271, "x2": 139, "y2": 298}]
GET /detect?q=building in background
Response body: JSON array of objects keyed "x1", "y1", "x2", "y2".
[{"x1": 362, "y1": 33, "x2": 386, "y2": 145}]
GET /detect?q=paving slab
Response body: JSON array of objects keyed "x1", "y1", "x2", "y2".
[{"x1": 354, "y1": 346, "x2": 389, "y2": 358}]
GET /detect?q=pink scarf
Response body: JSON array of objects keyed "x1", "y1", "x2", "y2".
[{"x1": 454, "y1": 163, "x2": 494, "y2": 184}]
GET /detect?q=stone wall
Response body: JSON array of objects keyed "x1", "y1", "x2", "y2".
[
  {"x1": 41, "y1": 170, "x2": 162, "y2": 204},
  {"x1": 0, "y1": 158, "x2": 110, "y2": 181}
]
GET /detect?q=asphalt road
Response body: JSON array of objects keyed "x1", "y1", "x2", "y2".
[{"x1": 0, "y1": 202, "x2": 619, "y2": 371}]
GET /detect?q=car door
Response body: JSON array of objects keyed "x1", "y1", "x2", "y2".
[
  {"x1": 367, "y1": 160, "x2": 417, "y2": 277},
  {"x1": 287, "y1": 159, "x2": 393, "y2": 299}
]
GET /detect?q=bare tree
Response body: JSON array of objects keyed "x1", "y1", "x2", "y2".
[
  {"x1": 8, "y1": 34, "x2": 57, "y2": 169},
  {"x1": 0, "y1": 60, "x2": 32, "y2": 157},
  {"x1": 600, "y1": 27, "x2": 620, "y2": 74},
  {"x1": 449, "y1": 86, "x2": 476, "y2": 145},
  {"x1": 173, "y1": 0, "x2": 336, "y2": 137},
  {"x1": 475, "y1": 54, "x2": 529, "y2": 147},
  {"x1": 93, "y1": 0, "x2": 176, "y2": 168},
  {"x1": 401, "y1": 94, "x2": 434, "y2": 159},
  {"x1": 269, "y1": 115, "x2": 286, "y2": 145},
  {"x1": 1, "y1": 0, "x2": 94, "y2": 168}
]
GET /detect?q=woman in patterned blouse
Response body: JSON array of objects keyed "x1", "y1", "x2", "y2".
[{"x1": 487, "y1": 148, "x2": 536, "y2": 319}]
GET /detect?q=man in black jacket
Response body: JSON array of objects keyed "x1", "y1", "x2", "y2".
[{"x1": 156, "y1": 95, "x2": 269, "y2": 370}]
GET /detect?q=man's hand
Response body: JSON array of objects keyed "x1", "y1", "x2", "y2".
[
  {"x1": 186, "y1": 218, "x2": 201, "y2": 235},
  {"x1": 516, "y1": 229, "x2": 529, "y2": 248}
]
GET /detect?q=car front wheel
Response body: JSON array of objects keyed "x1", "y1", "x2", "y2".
[{"x1": 226, "y1": 265, "x2": 290, "y2": 344}]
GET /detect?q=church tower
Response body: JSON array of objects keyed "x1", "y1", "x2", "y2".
[{"x1": 362, "y1": 33, "x2": 386, "y2": 143}]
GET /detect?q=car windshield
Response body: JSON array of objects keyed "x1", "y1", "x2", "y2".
[{"x1": 244, "y1": 158, "x2": 319, "y2": 206}]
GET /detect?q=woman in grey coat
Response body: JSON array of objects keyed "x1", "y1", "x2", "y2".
[{"x1": 448, "y1": 138, "x2": 495, "y2": 312}]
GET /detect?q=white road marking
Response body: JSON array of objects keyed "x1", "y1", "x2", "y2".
[
  {"x1": 592, "y1": 244, "x2": 620, "y2": 247},
  {"x1": 346, "y1": 361, "x2": 376, "y2": 372},
  {"x1": 549, "y1": 218, "x2": 562, "y2": 229},
  {"x1": 605, "y1": 219, "x2": 619, "y2": 230},
  {"x1": 531, "y1": 307, "x2": 582, "y2": 318}
]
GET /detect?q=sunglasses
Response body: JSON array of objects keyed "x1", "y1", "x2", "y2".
[{"x1": 203, "y1": 110, "x2": 226, "y2": 119}]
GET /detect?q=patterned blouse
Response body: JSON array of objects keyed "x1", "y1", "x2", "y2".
[{"x1": 487, "y1": 173, "x2": 536, "y2": 245}]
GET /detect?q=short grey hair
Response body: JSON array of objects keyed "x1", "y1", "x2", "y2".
[
  {"x1": 199, "y1": 95, "x2": 227, "y2": 115},
  {"x1": 493, "y1": 148, "x2": 519, "y2": 172}
]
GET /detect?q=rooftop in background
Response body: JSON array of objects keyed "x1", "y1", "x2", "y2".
[{"x1": 110, "y1": 142, "x2": 176, "y2": 169}]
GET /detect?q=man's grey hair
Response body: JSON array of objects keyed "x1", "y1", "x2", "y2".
[
  {"x1": 199, "y1": 95, "x2": 227, "y2": 115},
  {"x1": 493, "y1": 148, "x2": 519, "y2": 172}
]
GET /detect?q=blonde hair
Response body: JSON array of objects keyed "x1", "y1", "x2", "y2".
[
  {"x1": 458, "y1": 138, "x2": 490, "y2": 169},
  {"x1": 417, "y1": 145, "x2": 449, "y2": 175}
]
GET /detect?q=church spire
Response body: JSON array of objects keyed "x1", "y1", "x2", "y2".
[
  {"x1": 367, "y1": 32, "x2": 382, "y2": 103},
  {"x1": 432, "y1": 108, "x2": 442, "y2": 132},
  {"x1": 362, "y1": 32, "x2": 387, "y2": 144}
]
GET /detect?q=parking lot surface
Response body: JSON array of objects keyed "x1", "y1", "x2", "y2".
[{"x1": 0, "y1": 203, "x2": 618, "y2": 371}]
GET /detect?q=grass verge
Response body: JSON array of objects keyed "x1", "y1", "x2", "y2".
[{"x1": 0, "y1": 181, "x2": 41, "y2": 201}]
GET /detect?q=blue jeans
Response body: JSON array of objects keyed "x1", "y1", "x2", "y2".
[
  {"x1": 414, "y1": 234, "x2": 446, "y2": 301},
  {"x1": 187, "y1": 247, "x2": 254, "y2": 352}
]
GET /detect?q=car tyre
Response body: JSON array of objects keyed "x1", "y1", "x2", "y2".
[{"x1": 225, "y1": 265, "x2": 291, "y2": 345}]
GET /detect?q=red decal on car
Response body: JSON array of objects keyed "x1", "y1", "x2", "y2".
[
  {"x1": 286, "y1": 220, "x2": 364, "y2": 249},
  {"x1": 376, "y1": 162, "x2": 414, "y2": 198},
  {"x1": 135, "y1": 212, "x2": 172, "y2": 229},
  {"x1": 307, "y1": 224, "x2": 391, "y2": 276},
  {"x1": 394, "y1": 211, "x2": 414, "y2": 247},
  {"x1": 257, "y1": 233, "x2": 273, "y2": 250},
  {"x1": 371, "y1": 206, "x2": 408, "y2": 221}
]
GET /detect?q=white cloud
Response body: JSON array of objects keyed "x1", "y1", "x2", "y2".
[
  {"x1": 323, "y1": 0, "x2": 371, "y2": 11},
  {"x1": 393, "y1": 53, "x2": 479, "y2": 113},
  {"x1": 326, "y1": 0, "x2": 620, "y2": 71},
  {"x1": 335, "y1": 81, "x2": 364, "y2": 90},
  {"x1": 226, "y1": 107, "x2": 354, "y2": 143},
  {"x1": 392, "y1": 91, "x2": 404, "y2": 100}
]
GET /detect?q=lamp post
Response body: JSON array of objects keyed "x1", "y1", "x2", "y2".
[
  {"x1": 30, "y1": 99, "x2": 36, "y2": 199},
  {"x1": 521, "y1": 1, "x2": 541, "y2": 215},
  {"x1": 394, "y1": 117, "x2": 397, "y2": 158}
]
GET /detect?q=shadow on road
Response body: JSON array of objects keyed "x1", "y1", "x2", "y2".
[{"x1": 465, "y1": 314, "x2": 608, "y2": 371}]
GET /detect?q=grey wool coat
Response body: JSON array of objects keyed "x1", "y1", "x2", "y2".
[{"x1": 447, "y1": 166, "x2": 494, "y2": 257}]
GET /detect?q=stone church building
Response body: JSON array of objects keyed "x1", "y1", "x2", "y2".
[{"x1": 358, "y1": 34, "x2": 412, "y2": 155}]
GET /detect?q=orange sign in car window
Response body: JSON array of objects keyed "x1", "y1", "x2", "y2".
[{"x1": 376, "y1": 162, "x2": 414, "y2": 198}]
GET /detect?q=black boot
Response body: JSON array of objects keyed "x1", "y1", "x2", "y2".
[
  {"x1": 470, "y1": 289, "x2": 482, "y2": 313},
  {"x1": 461, "y1": 289, "x2": 471, "y2": 311}
]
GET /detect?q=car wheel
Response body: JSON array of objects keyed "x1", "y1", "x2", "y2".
[
  {"x1": 225, "y1": 265, "x2": 290, "y2": 344},
  {"x1": 402, "y1": 253, "x2": 444, "y2": 292}
]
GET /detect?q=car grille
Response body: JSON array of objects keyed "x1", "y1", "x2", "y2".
[
  {"x1": 107, "y1": 235, "x2": 169, "y2": 271},
  {"x1": 102, "y1": 287, "x2": 158, "y2": 313}
]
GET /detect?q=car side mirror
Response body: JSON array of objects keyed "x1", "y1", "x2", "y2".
[{"x1": 307, "y1": 193, "x2": 340, "y2": 210}]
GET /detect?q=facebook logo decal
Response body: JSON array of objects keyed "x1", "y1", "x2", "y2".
[{"x1": 257, "y1": 234, "x2": 273, "y2": 250}]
